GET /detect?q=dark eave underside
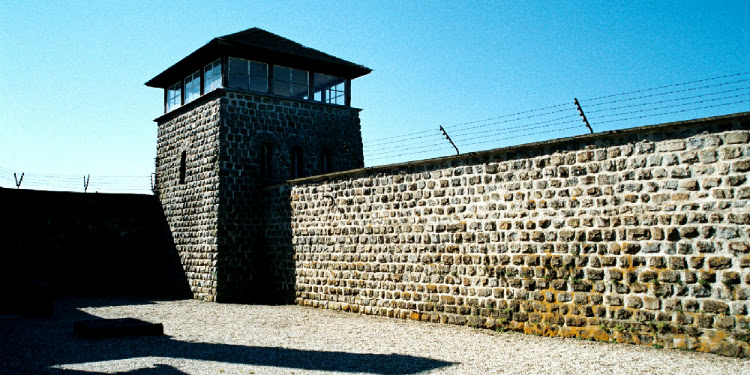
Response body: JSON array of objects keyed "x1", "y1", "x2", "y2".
[{"x1": 145, "y1": 28, "x2": 372, "y2": 88}]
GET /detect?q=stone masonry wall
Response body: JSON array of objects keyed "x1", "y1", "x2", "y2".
[
  {"x1": 155, "y1": 92, "x2": 222, "y2": 301},
  {"x1": 217, "y1": 91, "x2": 365, "y2": 302},
  {"x1": 156, "y1": 89, "x2": 364, "y2": 302},
  {"x1": 262, "y1": 113, "x2": 750, "y2": 356}
]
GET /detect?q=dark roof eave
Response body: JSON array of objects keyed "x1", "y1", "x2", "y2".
[
  {"x1": 145, "y1": 36, "x2": 372, "y2": 89},
  {"x1": 144, "y1": 39, "x2": 222, "y2": 88}
]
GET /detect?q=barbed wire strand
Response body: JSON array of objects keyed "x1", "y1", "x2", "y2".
[
  {"x1": 366, "y1": 130, "x2": 442, "y2": 146},
  {"x1": 443, "y1": 106, "x2": 577, "y2": 133},
  {"x1": 369, "y1": 123, "x2": 586, "y2": 162},
  {"x1": 594, "y1": 98, "x2": 750, "y2": 125},
  {"x1": 366, "y1": 129, "x2": 438, "y2": 147},
  {"x1": 452, "y1": 120, "x2": 583, "y2": 145},
  {"x1": 442, "y1": 101, "x2": 572, "y2": 129},
  {"x1": 584, "y1": 78, "x2": 750, "y2": 109},
  {"x1": 591, "y1": 92, "x2": 750, "y2": 120},
  {"x1": 459, "y1": 124, "x2": 585, "y2": 149},
  {"x1": 451, "y1": 115, "x2": 580, "y2": 141},
  {"x1": 0, "y1": 166, "x2": 152, "y2": 193},
  {"x1": 582, "y1": 72, "x2": 750, "y2": 103},
  {"x1": 364, "y1": 138, "x2": 453, "y2": 157},
  {"x1": 587, "y1": 86, "x2": 750, "y2": 114},
  {"x1": 367, "y1": 143, "x2": 462, "y2": 161}
]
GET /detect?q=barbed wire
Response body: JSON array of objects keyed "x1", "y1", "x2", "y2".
[
  {"x1": 0, "y1": 165, "x2": 153, "y2": 194},
  {"x1": 459, "y1": 124, "x2": 585, "y2": 149},
  {"x1": 593, "y1": 98, "x2": 750, "y2": 125},
  {"x1": 450, "y1": 114, "x2": 580, "y2": 142},
  {"x1": 445, "y1": 102, "x2": 570, "y2": 126},
  {"x1": 591, "y1": 91, "x2": 749, "y2": 120},
  {"x1": 366, "y1": 129, "x2": 436, "y2": 147},
  {"x1": 364, "y1": 132, "x2": 448, "y2": 155},
  {"x1": 366, "y1": 143, "x2": 457, "y2": 161},
  {"x1": 364, "y1": 71, "x2": 750, "y2": 166},
  {"x1": 582, "y1": 72, "x2": 750, "y2": 102},
  {"x1": 443, "y1": 105, "x2": 576, "y2": 132},
  {"x1": 586, "y1": 86, "x2": 750, "y2": 114}
]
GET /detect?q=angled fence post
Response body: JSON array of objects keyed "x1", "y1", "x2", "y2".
[
  {"x1": 574, "y1": 98, "x2": 594, "y2": 133},
  {"x1": 439, "y1": 125, "x2": 460, "y2": 155},
  {"x1": 84, "y1": 174, "x2": 90, "y2": 193},
  {"x1": 14, "y1": 172, "x2": 24, "y2": 189}
]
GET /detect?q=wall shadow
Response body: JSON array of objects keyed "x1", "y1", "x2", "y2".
[
  {"x1": 1, "y1": 188, "x2": 191, "y2": 314},
  {"x1": 253, "y1": 184, "x2": 296, "y2": 304},
  {"x1": 1, "y1": 298, "x2": 453, "y2": 375}
]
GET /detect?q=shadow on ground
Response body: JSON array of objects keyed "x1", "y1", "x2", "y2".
[{"x1": 0, "y1": 297, "x2": 453, "y2": 375}]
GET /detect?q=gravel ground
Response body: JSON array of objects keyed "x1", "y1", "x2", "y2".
[{"x1": 1, "y1": 296, "x2": 748, "y2": 375}]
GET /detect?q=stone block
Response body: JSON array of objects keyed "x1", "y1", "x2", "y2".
[
  {"x1": 725, "y1": 131, "x2": 749, "y2": 144},
  {"x1": 702, "y1": 300, "x2": 729, "y2": 314},
  {"x1": 625, "y1": 296, "x2": 643, "y2": 309},
  {"x1": 708, "y1": 257, "x2": 732, "y2": 270}
]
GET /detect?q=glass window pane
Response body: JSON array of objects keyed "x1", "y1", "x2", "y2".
[
  {"x1": 250, "y1": 61, "x2": 267, "y2": 77},
  {"x1": 291, "y1": 83, "x2": 308, "y2": 99},
  {"x1": 228, "y1": 58, "x2": 248, "y2": 74},
  {"x1": 273, "y1": 82, "x2": 289, "y2": 96},
  {"x1": 203, "y1": 59, "x2": 222, "y2": 93},
  {"x1": 184, "y1": 71, "x2": 200, "y2": 104},
  {"x1": 166, "y1": 82, "x2": 182, "y2": 112},
  {"x1": 274, "y1": 66, "x2": 290, "y2": 80},
  {"x1": 314, "y1": 73, "x2": 333, "y2": 88},
  {"x1": 273, "y1": 66, "x2": 291, "y2": 96},
  {"x1": 250, "y1": 77, "x2": 267, "y2": 92},
  {"x1": 228, "y1": 73, "x2": 249, "y2": 90},
  {"x1": 291, "y1": 69, "x2": 307, "y2": 85},
  {"x1": 313, "y1": 73, "x2": 346, "y2": 104}
]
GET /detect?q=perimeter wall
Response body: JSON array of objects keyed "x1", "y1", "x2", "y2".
[
  {"x1": 1, "y1": 188, "x2": 191, "y2": 304},
  {"x1": 262, "y1": 113, "x2": 750, "y2": 357}
]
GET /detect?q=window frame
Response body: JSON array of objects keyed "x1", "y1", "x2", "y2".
[
  {"x1": 260, "y1": 143, "x2": 272, "y2": 179},
  {"x1": 321, "y1": 150, "x2": 333, "y2": 174},
  {"x1": 291, "y1": 147, "x2": 304, "y2": 179},
  {"x1": 273, "y1": 65, "x2": 309, "y2": 99},
  {"x1": 227, "y1": 57, "x2": 269, "y2": 94},
  {"x1": 166, "y1": 81, "x2": 182, "y2": 112},
  {"x1": 184, "y1": 70, "x2": 201, "y2": 104},
  {"x1": 203, "y1": 59, "x2": 222, "y2": 94},
  {"x1": 313, "y1": 73, "x2": 347, "y2": 105},
  {"x1": 179, "y1": 151, "x2": 187, "y2": 184}
]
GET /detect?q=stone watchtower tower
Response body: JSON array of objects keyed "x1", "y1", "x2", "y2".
[{"x1": 146, "y1": 28, "x2": 371, "y2": 302}]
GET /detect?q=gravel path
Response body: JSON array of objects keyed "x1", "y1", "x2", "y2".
[{"x1": 1, "y1": 296, "x2": 748, "y2": 374}]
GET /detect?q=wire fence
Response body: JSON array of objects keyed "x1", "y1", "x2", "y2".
[
  {"x1": 0, "y1": 166, "x2": 154, "y2": 195},
  {"x1": 364, "y1": 72, "x2": 750, "y2": 166},
  {"x1": 4, "y1": 72, "x2": 749, "y2": 192}
]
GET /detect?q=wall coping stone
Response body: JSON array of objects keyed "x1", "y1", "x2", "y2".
[{"x1": 272, "y1": 111, "x2": 750, "y2": 187}]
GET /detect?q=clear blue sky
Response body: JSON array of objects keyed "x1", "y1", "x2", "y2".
[{"x1": 1, "y1": 1, "x2": 749, "y2": 191}]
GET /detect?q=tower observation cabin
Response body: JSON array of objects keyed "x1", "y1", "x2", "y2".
[
  {"x1": 146, "y1": 28, "x2": 371, "y2": 113},
  {"x1": 145, "y1": 28, "x2": 371, "y2": 302}
]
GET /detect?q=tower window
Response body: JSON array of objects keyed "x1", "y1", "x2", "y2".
[
  {"x1": 321, "y1": 150, "x2": 332, "y2": 173},
  {"x1": 260, "y1": 144, "x2": 272, "y2": 179},
  {"x1": 166, "y1": 82, "x2": 182, "y2": 112},
  {"x1": 204, "y1": 59, "x2": 222, "y2": 93},
  {"x1": 273, "y1": 66, "x2": 308, "y2": 99},
  {"x1": 291, "y1": 147, "x2": 304, "y2": 179},
  {"x1": 227, "y1": 57, "x2": 268, "y2": 93},
  {"x1": 179, "y1": 151, "x2": 187, "y2": 184},
  {"x1": 313, "y1": 74, "x2": 346, "y2": 105},
  {"x1": 184, "y1": 70, "x2": 201, "y2": 104}
]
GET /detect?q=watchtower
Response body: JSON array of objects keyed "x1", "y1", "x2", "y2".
[{"x1": 146, "y1": 28, "x2": 371, "y2": 302}]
